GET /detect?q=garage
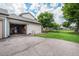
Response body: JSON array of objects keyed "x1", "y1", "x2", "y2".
[
  {"x1": 0, "y1": 21, "x2": 2, "y2": 38},
  {"x1": 10, "y1": 23, "x2": 26, "y2": 35},
  {"x1": 0, "y1": 8, "x2": 42, "y2": 38}
]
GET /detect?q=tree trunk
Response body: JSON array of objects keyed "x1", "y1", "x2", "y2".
[{"x1": 42, "y1": 27, "x2": 48, "y2": 32}]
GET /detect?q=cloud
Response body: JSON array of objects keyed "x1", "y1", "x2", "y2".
[
  {"x1": 0, "y1": 3, "x2": 16, "y2": 14},
  {"x1": 12, "y1": 3, "x2": 25, "y2": 15},
  {"x1": 53, "y1": 5, "x2": 66, "y2": 24},
  {"x1": 0, "y1": 3, "x2": 66, "y2": 24},
  {"x1": 0, "y1": 3, "x2": 25, "y2": 15},
  {"x1": 24, "y1": 3, "x2": 32, "y2": 11},
  {"x1": 34, "y1": 3, "x2": 65, "y2": 24},
  {"x1": 23, "y1": 3, "x2": 65, "y2": 24},
  {"x1": 24, "y1": 3, "x2": 59, "y2": 16}
]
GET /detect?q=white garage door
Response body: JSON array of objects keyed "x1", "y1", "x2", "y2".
[{"x1": 0, "y1": 21, "x2": 2, "y2": 38}]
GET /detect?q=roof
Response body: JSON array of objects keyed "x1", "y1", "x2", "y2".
[
  {"x1": 0, "y1": 8, "x2": 40, "y2": 24},
  {"x1": 0, "y1": 8, "x2": 9, "y2": 16},
  {"x1": 7, "y1": 14, "x2": 40, "y2": 24},
  {"x1": 19, "y1": 12, "x2": 36, "y2": 20}
]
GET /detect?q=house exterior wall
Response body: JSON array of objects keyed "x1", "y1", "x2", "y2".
[
  {"x1": 9, "y1": 19, "x2": 27, "y2": 34},
  {"x1": 21, "y1": 13, "x2": 35, "y2": 20},
  {"x1": 0, "y1": 8, "x2": 9, "y2": 38},
  {"x1": 0, "y1": 17, "x2": 42, "y2": 38},
  {"x1": 0, "y1": 8, "x2": 42, "y2": 38},
  {"x1": 9, "y1": 19, "x2": 27, "y2": 24},
  {"x1": 27, "y1": 23, "x2": 41, "y2": 35},
  {"x1": 0, "y1": 15, "x2": 9, "y2": 38},
  {"x1": 2, "y1": 17, "x2": 10, "y2": 38},
  {"x1": 0, "y1": 20, "x2": 2, "y2": 38},
  {"x1": 0, "y1": 16, "x2": 3, "y2": 39},
  {"x1": 9, "y1": 19, "x2": 41, "y2": 35}
]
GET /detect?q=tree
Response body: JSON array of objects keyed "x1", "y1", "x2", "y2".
[
  {"x1": 62, "y1": 22, "x2": 70, "y2": 28},
  {"x1": 52, "y1": 23, "x2": 60, "y2": 30},
  {"x1": 62, "y1": 3, "x2": 79, "y2": 32},
  {"x1": 48, "y1": 22, "x2": 60, "y2": 30},
  {"x1": 37, "y1": 12, "x2": 54, "y2": 30}
]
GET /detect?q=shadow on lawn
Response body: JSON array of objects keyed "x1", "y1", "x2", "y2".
[
  {"x1": 43, "y1": 30, "x2": 79, "y2": 35},
  {"x1": 68, "y1": 32, "x2": 79, "y2": 35},
  {"x1": 43, "y1": 30, "x2": 60, "y2": 33}
]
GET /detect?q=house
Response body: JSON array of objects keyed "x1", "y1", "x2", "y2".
[{"x1": 0, "y1": 8, "x2": 42, "y2": 39}]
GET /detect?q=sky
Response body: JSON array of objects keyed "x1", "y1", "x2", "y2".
[{"x1": 0, "y1": 3, "x2": 66, "y2": 24}]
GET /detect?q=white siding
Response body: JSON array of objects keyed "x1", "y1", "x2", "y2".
[
  {"x1": 9, "y1": 19, "x2": 27, "y2": 24},
  {"x1": 27, "y1": 23, "x2": 41, "y2": 34},
  {"x1": 3, "y1": 17, "x2": 9, "y2": 37},
  {"x1": 9, "y1": 19, "x2": 42, "y2": 35},
  {"x1": 0, "y1": 21, "x2": 2, "y2": 38},
  {"x1": 22, "y1": 13, "x2": 35, "y2": 20}
]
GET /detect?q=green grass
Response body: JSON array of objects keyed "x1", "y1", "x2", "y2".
[{"x1": 35, "y1": 30, "x2": 79, "y2": 43}]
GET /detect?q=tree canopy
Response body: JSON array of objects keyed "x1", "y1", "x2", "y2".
[
  {"x1": 49, "y1": 23, "x2": 60, "y2": 29},
  {"x1": 62, "y1": 3, "x2": 79, "y2": 32},
  {"x1": 37, "y1": 12, "x2": 54, "y2": 28},
  {"x1": 62, "y1": 22, "x2": 70, "y2": 28}
]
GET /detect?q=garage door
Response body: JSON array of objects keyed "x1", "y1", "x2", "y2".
[{"x1": 0, "y1": 21, "x2": 2, "y2": 38}]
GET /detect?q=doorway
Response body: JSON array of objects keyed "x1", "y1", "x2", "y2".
[{"x1": 10, "y1": 23, "x2": 26, "y2": 35}]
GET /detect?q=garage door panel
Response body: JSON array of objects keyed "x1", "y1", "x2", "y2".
[{"x1": 0, "y1": 21, "x2": 2, "y2": 38}]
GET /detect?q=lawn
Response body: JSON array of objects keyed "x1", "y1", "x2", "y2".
[{"x1": 35, "y1": 30, "x2": 79, "y2": 43}]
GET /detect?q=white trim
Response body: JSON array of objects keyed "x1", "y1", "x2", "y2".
[{"x1": 4, "y1": 17, "x2": 9, "y2": 37}]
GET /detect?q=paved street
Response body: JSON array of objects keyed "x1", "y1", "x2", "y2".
[{"x1": 0, "y1": 35, "x2": 79, "y2": 56}]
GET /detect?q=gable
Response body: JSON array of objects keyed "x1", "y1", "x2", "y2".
[
  {"x1": 8, "y1": 14, "x2": 40, "y2": 24},
  {"x1": 20, "y1": 13, "x2": 35, "y2": 20}
]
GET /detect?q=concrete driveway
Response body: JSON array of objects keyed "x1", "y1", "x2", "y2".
[{"x1": 0, "y1": 35, "x2": 79, "y2": 56}]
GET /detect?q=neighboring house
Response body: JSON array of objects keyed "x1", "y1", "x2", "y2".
[{"x1": 0, "y1": 8, "x2": 42, "y2": 39}]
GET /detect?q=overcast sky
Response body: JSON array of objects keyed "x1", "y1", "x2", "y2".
[{"x1": 0, "y1": 3, "x2": 66, "y2": 24}]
